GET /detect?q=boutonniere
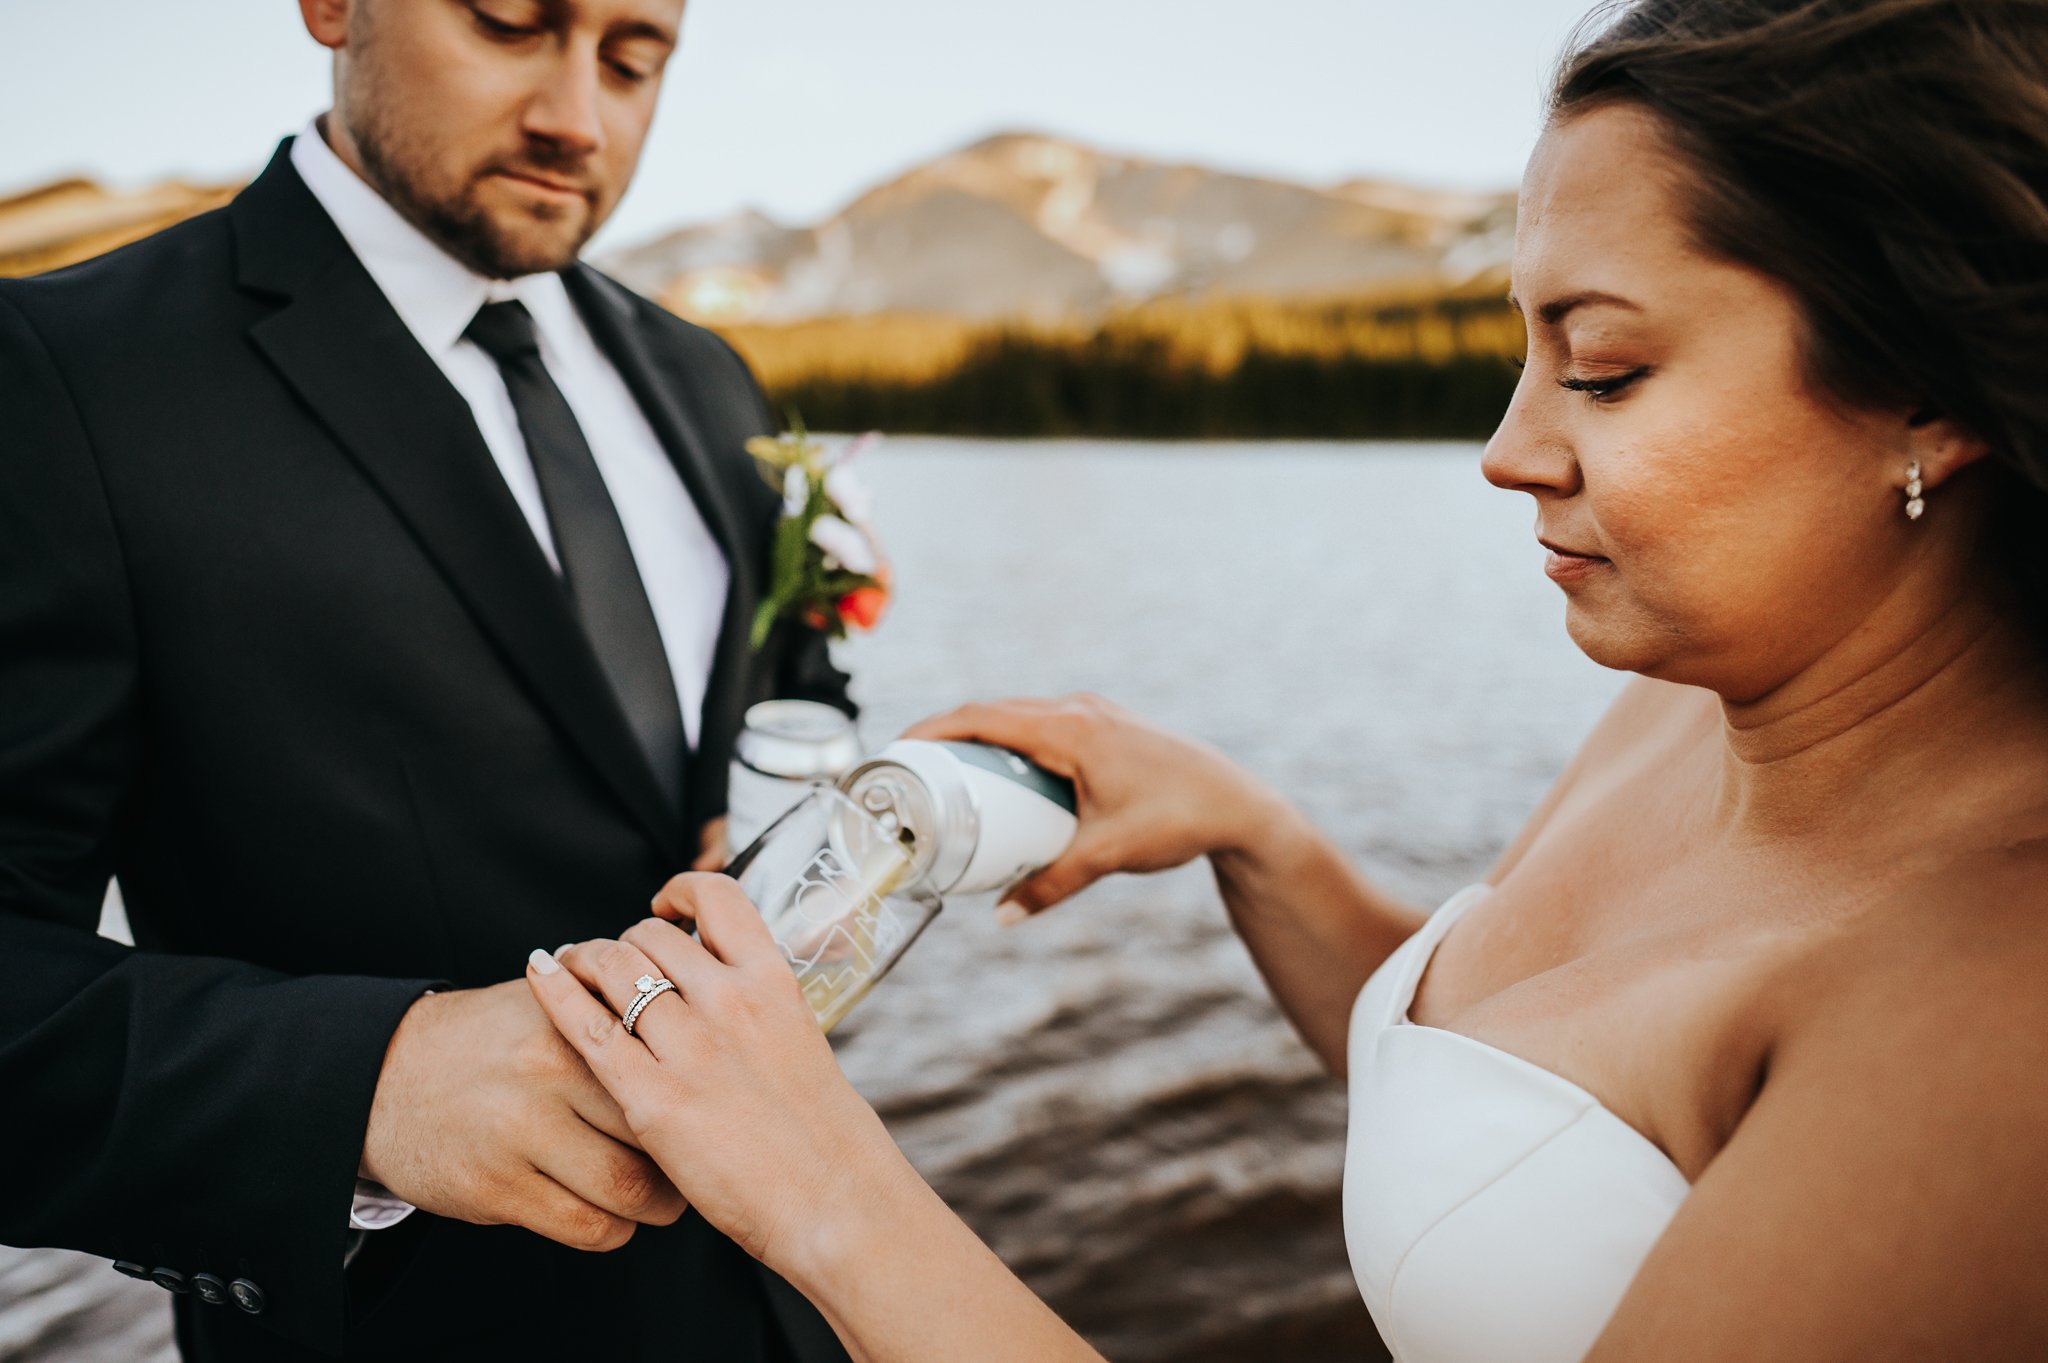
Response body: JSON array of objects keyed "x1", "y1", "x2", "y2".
[{"x1": 745, "y1": 423, "x2": 891, "y2": 648}]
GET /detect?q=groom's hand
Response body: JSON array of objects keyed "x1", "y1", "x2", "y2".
[
  {"x1": 358, "y1": 980, "x2": 689, "y2": 1251},
  {"x1": 692, "y1": 815, "x2": 731, "y2": 873}
]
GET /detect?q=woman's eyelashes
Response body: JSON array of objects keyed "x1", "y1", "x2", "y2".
[
  {"x1": 1557, "y1": 365, "x2": 1651, "y2": 405},
  {"x1": 1510, "y1": 353, "x2": 1652, "y2": 406}
]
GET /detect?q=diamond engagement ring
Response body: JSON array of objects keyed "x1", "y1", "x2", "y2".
[{"x1": 622, "y1": 973, "x2": 676, "y2": 1036}]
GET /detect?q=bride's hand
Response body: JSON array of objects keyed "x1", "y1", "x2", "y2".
[
  {"x1": 524, "y1": 874, "x2": 917, "y2": 1272},
  {"x1": 903, "y1": 693, "x2": 1292, "y2": 917}
]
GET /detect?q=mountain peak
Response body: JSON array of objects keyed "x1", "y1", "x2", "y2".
[
  {"x1": 958, "y1": 129, "x2": 1093, "y2": 157},
  {"x1": 600, "y1": 131, "x2": 1513, "y2": 324}
]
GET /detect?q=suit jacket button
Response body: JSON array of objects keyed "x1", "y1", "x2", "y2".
[
  {"x1": 229, "y1": 1279, "x2": 267, "y2": 1315},
  {"x1": 149, "y1": 1268, "x2": 190, "y2": 1294},
  {"x1": 191, "y1": 1273, "x2": 230, "y2": 1306},
  {"x1": 111, "y1": 1261, "x2": 151, "y2": 1280}
]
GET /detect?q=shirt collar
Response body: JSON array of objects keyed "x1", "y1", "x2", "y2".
[{"x1": 290, "y1": 119, "x2": 570, "y2": 358}]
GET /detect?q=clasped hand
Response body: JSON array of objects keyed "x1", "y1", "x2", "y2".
[
  {"x1": 528, "y1": 876, "x2": 911, "y2": 1274},
  {"x1": 356, "y1": 814, "x2": 733, "y2": 1252},
  {"x1": 357, "y1": 977, "x2": 689, "y2": 1251}
]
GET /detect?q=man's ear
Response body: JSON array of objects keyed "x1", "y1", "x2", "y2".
[
  {"x1": 300, "y1": 0, "x2": 351, "y2": 51},
  {"x1": 1905, "y1": 404, "x2": 1992, "y2": 491}
]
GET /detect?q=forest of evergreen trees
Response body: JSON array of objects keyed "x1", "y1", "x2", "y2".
[{"x1": 718, "y1": 286, "x2": 1524, "y2": 441}]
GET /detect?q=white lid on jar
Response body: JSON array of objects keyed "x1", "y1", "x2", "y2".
[{"x1": 736, "y1": 700, "x2": 862, "y2": 779}]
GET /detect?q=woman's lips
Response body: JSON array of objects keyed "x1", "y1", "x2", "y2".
[{"x1": 1539, "y1": 538, "x2": 1610, "y2": 582}]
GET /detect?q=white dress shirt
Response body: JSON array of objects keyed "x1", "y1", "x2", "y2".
[
  {"x1": 290, "y1": 123, "x2": 730, "y2": 1236},
  {"x1": 290, "y1": 124, "x2": 730, "y2": 749}
]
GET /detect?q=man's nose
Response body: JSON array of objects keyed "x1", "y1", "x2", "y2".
[
  {"x1": 523, "y1": 49, "x2": 607, "y2": 159},
  {"x1": 1481, "y1": 378, "x2": 1582, "y2": 498}
]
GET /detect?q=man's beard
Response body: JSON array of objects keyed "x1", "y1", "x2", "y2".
[{"x1": 344, "y1": 107, "x2": 600, "y2": 280}]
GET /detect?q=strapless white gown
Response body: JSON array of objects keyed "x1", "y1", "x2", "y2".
[{"x1": 1344, "y1": 885, "x2": 1691, "y2": 1363}]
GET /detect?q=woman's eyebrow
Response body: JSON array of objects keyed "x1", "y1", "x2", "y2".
[{"x1": 1506, "y1": 290, "x2": 1644, "y2": 326}]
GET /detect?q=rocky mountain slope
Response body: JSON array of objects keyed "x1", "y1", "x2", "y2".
[{"x1": 601, "y1": 131, "x2": 1514, "y2": 324}]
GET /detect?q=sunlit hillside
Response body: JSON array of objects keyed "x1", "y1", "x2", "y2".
[
  {"x1": 719, "y1": 270, "x2": 1522, "y2": 440},
  {"x1": 0, "y1": 177, "x2": 235, "y2": 278}
]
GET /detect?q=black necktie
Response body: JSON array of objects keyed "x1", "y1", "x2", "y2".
[{"x1": 465, "y1": 299, "x2": 686, "y2": 814}]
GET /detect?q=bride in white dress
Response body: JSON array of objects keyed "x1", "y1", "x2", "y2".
[{"x1": 523, "y1": 0, "x2": 2048, "y2": 1358}]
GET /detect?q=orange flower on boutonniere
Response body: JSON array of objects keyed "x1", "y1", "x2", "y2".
[
  {"x1": 835, "y1": 563, "x2": 892, "y2": 632},
  {"x1": 744, "y1": 421, "x2": 890, "y2": 648}
]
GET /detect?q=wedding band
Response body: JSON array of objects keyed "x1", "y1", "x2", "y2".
[{"x1": 622, "y1": 974, "x2": 676, "y2": 1036}]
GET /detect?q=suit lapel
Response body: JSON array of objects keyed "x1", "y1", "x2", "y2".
[
  {"x1": 231, "y1": 146, "x2": 687, "y2": 860},
  {"x1": 564, "y1": 268, "x2": 767, "y2": 827},
  {"x1": 562, "y1": 268, "x2": 754, "y2": 595}
]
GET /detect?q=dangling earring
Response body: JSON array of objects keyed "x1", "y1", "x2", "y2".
[{"x1": 1904, "y1": 461, "x2": 1925, "y2": 521}]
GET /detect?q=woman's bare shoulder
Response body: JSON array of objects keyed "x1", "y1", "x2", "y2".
[
  {"x1": 1775, "y1": 832, "x2": 2048, "y2": 1063},
  {"x1": 1590, "y1": 843, "x2": 2048, "y2": 1362}
]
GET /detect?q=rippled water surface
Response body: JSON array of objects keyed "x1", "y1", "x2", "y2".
[{"x1": 1, "y1": 439, "x2": 1625, "y2": 1362}]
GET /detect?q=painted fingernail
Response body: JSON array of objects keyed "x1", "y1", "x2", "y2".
[
  {"x1": 555, "y1": 942, "x2": 576, "y2": 958},
  {"x1": 994, "y1": 901, "x2": 1029, "y2": 929},
  {"x1": 528, "y1": 948, "x2": 560, "y2": 975}
]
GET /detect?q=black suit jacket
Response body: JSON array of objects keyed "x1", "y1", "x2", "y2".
[{"x1": 0, "y1": 142, "x2": 853, "y2": 1361}]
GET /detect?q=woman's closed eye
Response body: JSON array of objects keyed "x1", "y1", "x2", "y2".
[{"x1": 1557, "y1": 366, "x2": 1651, "y2": 405}]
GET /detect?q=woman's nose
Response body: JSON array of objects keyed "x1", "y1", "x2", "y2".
[{"x1": 1481, "y1": 380, "x2": 1581, "y2": 498}]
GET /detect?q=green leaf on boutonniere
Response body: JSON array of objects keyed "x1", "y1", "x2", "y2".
[
  {"x1": 750, "y1": 596, "x2": 783, "y2": 650},
  {"x1": 771, "y1": 513, "x2": 809, "y2": 590}
]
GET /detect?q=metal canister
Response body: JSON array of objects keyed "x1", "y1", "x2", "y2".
[
  {"x1": 836, "y1": 739, "x2": 1079, "y2": 898},
  {"x1": 726, "y1": 700, "x2": 863, "y2": 853}
]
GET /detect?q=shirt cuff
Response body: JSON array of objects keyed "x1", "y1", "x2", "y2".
[{"x1": 349, "y1": 1179, "x2": 417, "y2": 1231}]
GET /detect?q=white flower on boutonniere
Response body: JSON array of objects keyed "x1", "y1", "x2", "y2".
[
  {"x1": 807, "y1": 514, "x2": 878, "y2": 577},
  {"x1": 743, "y1": 421, "x2": 892, "y2": 647},
  {"x1": 823, "y1": 433, "x2": 878, "y2": 529}
]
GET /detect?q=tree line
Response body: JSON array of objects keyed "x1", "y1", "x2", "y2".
[{"x1": 717, "y1": 284, "x2": 1524, "y2": 441}]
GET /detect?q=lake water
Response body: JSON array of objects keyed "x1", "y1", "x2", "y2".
[{"x1": 0, "y1": 439, "x2": 1625, "y2": 1362}]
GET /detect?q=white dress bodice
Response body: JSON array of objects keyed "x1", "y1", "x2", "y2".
[{"x1": 1344, "y1": 885, "x2": 1691, "y2": 1363}]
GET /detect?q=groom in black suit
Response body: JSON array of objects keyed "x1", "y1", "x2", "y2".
[{"x1": 0, "y1": 1, "x2": 856, "y2": 1359}]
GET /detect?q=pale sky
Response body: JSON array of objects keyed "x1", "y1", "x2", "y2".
[{"x1": 0, "y1": 0, "x2": 1599, "y2": 252}]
